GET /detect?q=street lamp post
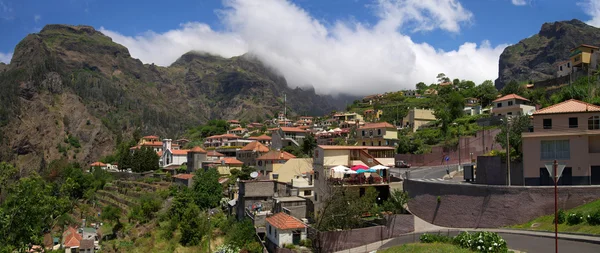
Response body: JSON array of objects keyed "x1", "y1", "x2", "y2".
[{"x1": 553, "y1": 160, "x2": 558, "y2": 253}]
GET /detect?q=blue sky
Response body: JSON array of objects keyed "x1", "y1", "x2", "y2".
[{"x1": 1, "y1": 0, "x2": 599, "y2": 95}]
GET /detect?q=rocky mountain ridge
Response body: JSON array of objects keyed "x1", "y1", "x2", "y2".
[
  {"x1": 0, "y1": 24, "x2": 348, "y2": 172},
  {"x1": 495, "y1": 19, "x2": 600, "y2": 89}
]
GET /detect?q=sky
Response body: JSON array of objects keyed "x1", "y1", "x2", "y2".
[{"x1": 1, "y1": 0, "x2": 600, "y2": 96}]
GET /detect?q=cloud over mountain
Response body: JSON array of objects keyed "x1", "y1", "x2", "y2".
[{"x1": 100, "y1": 0, "x2": 507, "y2": 96}]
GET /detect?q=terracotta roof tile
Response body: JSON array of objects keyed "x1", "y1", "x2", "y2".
[
  {"x1": 279, "y1": 127, "x2": 307, "y2": 133},
  {"x1": 359, "y1": 122, "x2": 394, "y2": 129},
  {"x1": 266, "y1": 212, "x2": 307, "y2": 230},
  {"x1": 171, "y1": 149, "x2": 190, "y2": 156},
  {"x1": 492, "y1": 94, "x2": 530, "y2": 103},
  {"x1": 534, "y1": 99, "x2": 600, "y2": 115},
  {"x1": 227, "y1": 120, "x2": 240, "y2": 123},
  {"x1": 190, "y1": 146, "x2": 207, "y2": 153},
  {"x1": 248, "y1": 135, "x2": 272, "y2": 141},
  {"x1": 241, "y1": 141, "x2": 270, "y2": 152},
  {"x1": 142, "y1": 135, "x2": 159, "y2": 139},
  {"x1": 257, "y1": 150, "x2": 296, "y2": 160},
  {"x1": 141, "y1": 141, "x2": 163, "y2": 147},
  {"x1": 220, "y1": 157, "x2": 244, "y2": 165},
  {"x1": 207, "y1": 150, "x2": 225, "y2": 157},
  {"x1": 90, "y1": 162, "x2": 106, "y2": 167},
  {"x1": 174, "y1": 174, "x2": 194, "y2": 180},
  {"x1": 63, "y1": 227, "x2": 82, "y2": 248},
  {"x1": 318, "y1": 145, "x2": 395, "y2": 150}
]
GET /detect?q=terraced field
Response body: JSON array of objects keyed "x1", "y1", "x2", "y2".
[{"x1": 96, "y1": 179, "x2": 172, "y2": 214}]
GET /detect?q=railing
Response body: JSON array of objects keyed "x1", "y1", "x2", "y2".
[
  {"x1": 328, "y1": 176, "x2": 387, "y2": 185},
  {"x1": 358, "y1": 150, "x2": 383, "y2": 166}
]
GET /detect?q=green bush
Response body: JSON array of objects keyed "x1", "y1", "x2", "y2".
[
  {"x1": 299, "y1": 239, "x2": 312, "y2": 247},
  {"x1": 567, "y1": 212, "x2": 584, "y2": 225},
  {"x1": 554, "y1": 209, "x2": 565, "y2": 224},
  {"x1": 586, "y1": 210, "x2": 600, "y2": 225},
  {"x1": 283, "y1": 243, "x2": 296, "y2": 249},
  {"x1": 453, "y1": 231, "x2": 507, "y2": 253},
  {"x1": 420, "y1": 233, "x2": 452, "y2": 243}
]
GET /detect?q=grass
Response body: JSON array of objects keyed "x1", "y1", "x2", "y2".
[
  {"x1": 510, "y1": 199, "x2": 600, "y2": 235},
  {"x1": 379, "y1": 243, "x2": 473, "y2": 253}
]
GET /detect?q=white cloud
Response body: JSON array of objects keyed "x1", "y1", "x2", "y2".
[
  {"x1": 0, "y1": 51, "x2": 12, "y2": 64},
  {"x1": 579, "y1": 0, "x2": 600, "y2": 27},
  {"x1": 101, "y1": 0, "x2": 506, "y2": 96},
  {"x1": 373, "y1": 0, "x2": 473, "y2": 33},
  {"x1": 34, "y1": 14, "x2": 41, "y2": 23},
  {"x1": 511, "y1": 0, "x2": 528, "y2": 6}
]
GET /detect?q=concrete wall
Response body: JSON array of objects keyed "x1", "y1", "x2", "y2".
[
  {"x1": 404, "y1": 179, "x2": 600, "y2": 228},
  {"x1": 270, "y1": 158, "x2": 313, "y2": 183},
  {"x1": 310, "y1": 214, "x2": 414, "y2": 253},
  {"x1": 396, "y1": 129, "x2": 501, "y2": 167},
  {"x1": 476, "y1": 156, "x2": 524, "y2": 185},
  {"x1": 321, "y1": 149, "x2": 350, "y2": 166}
]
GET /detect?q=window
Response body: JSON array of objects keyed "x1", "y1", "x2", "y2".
[
  {"x1": 496, "y1": 102, "x2": 502, "y2": 108},
  {"x1": 568, "y1": 62, "x2": 571, "y2": 68},
  {"x1": 304, "y1": 190, "x2": 311, "y2": 196},
  {"x1": 362, "y1": 130, "x2": 365, "y2": 136},
  {"x1": 560, "y1": 66, "x2": 563, "y2": 71},
  {"x1": 569, "y1": 117, "x2": 578, "y2": 128},
  {"x1": 362, "y1": 142, "x2": 366, "y2": 145},
  {"x1": 269, "y1": 225, "x2": 272, "y2": 235},
  {"x1": 508, "y1": 101, "x2": 513, "y2": 106},
  {"x1": 378, "y1": 141, "x2": 381, "y2": 146},
  {"x1": 541, "y1": 140, "x2": 570, "y2": 160},
  {"x1": 507, "y1": 112, "x2": 512, "y2": 115},
  {"x1": 377, "y1": 129, "x2": 381, "y2": 135},
  {"x1": 589, "y1": 116, "x2": 600, "y2": 130},
  {"x1": 369, "y1": 130, "x2": 373, "y2": 136},
  {"x1": 543, "y1": 119, "x2": 552, "y2": 129}
]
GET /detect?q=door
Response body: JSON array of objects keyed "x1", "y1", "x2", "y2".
[
  {"x1": 292, "y1": 231, "x2": 301, "y2": 245},
  {"x1": 540, "y1": 168, "x2": 552, "y2": 186},
  {"x1": 592, "y1": 166, "x2": 600, "y2": 185},
  {"x1": 558, "y1": 167, "x2": 572, "y2": 185}
]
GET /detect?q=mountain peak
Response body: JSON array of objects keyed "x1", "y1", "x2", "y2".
[
  {"x1": 495, "y1": 19, "x2": 600, "y2": 89},
  {"x1": 39, "y1": 24, "x2": 103, "y2": 36}
]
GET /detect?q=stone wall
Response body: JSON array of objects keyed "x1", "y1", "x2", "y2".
[
  {"x1": 396, "y1": 129, "x2": 501, "y2": 167},
  {"x1": 476, "y1": 156, "x2": 524, "y2": 185},
  {"x1": 404, "y1": 179, "x2": 600, "y2": 228},
  {"x1": 310, "y1": 214, "x2": 414, "y2": 253}
]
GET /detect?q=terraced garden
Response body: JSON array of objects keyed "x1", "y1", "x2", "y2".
[{"x1": 95, "y1": 179, "x2": 172, "y2": 214}]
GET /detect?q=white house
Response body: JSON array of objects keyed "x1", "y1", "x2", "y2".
[
  {"x1": 491, "y1": 94, "x2": 536, "y2": 117},
  {"x1": 266, "y1": 212, "x2": 307, "y2": 248},
  {"x1": 161, "y1": 139, "x2": 189, "y2": 167}
]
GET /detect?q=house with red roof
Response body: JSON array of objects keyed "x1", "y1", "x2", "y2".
[
  {"x1": 256, "y1": 150, "x2": 296, "y2": 177},
  {"x1": 248, "y1": 134, "x2": 272, "y2": 146},
  {"x1": 491, "y1": 94, "x2": 536, "y2": 117},
  {"x1": 522, "y1": 99, "x2": 600, "y2": 186},
  {"x1": 227, "y1": 120, "x2": 241, "y2": 128},
  {"x1": 213, "y1": 157, "x2": 244, "y2": 175},
  {"x1": 227, "y1": 127, "x2": 248, "y2": 136},
  {"x1": 160, "y1": 139, "x2": 190, "y2": 168},
  {"x1": 265, "y1": 212, "x2": 307, "y2": 249},
  {"x1": 136, "y1": 135, "x2": 163, "y2": 152},
  {"x1": 173, "y1": 173, "x2": 195, "y2": 187},
  {"x1": 237, "y1": 141, "x2": 271, "y2": 167},
  {"x1": 355, "y1": 122, "x2": 399, "y2": 147},
  {"x1": 204, "y1": 134, "x2": 252, "y2": 148}
]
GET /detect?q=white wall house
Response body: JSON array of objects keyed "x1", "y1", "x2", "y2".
[
  {"x1": 491, "y1": 94, "x2": 536, "y2": 117},
  {"x1": 266, "y1": 212, "x2": 307, "y2": 248},
  {"x1": 161, "y1": 139, "x2": 189, "y2": 167}
]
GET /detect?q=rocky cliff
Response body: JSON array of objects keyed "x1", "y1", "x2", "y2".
[
  {"x1": 0, "y1": 24, "x2": 346, "y2": 172},
  {"x1": 495, "y1": 19, "x2": 600, "y2": 90}
]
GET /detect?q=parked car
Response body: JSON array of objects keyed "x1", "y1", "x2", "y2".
[{"x1": 395, "y1": 160, "x2": 411, "y2": 168}]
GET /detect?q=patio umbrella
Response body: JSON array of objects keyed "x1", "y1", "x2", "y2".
[
  {"x1": 351, "y1": 165, "x2": 369, "y2": 171},
  {"x1": 344, "y1": 169, "x2": 357, "y2": 174},
  {"x1": 331, "y1": 165, "x2": 350, "y2": 172},
  {"x1": 356, "y1": 169, "x2": 376, "y2": 173},
  {"x1": 370, "y1": 165, "x2": 389, "y2": 171}
]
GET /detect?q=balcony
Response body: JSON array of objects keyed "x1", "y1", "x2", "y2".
[{"x1": 327, "y1": 176, "x2": 389, "y2": 186}]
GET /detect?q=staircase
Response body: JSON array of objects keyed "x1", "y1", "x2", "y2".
[{"x1": 358, "y1": 150, "x2": 383, "y2": 167}]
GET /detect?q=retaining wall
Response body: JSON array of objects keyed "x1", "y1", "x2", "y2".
[
  {"x1": 310, "y1": 214, "x2": 414, "y2": 252},
  {"x1": 404, "y1": 179, "x2": 600, "y2": 228}
]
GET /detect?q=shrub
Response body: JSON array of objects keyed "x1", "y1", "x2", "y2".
[
  {"x1": 283, "y1": 244, "x2": 296, "y2": 249},
  {"x1": 554, "y1": 209, "x2": 565, "y2": 224},
  {"x1": 567, "y1": 212, "x2": 584, "y2": 225},
  {"x1": 299, "y1": 239, "x2": 312, "y2": 247},
  {"x1": 586, "y1": 210, "x2": 600, "y2": 225},
  {"x1": 437, "y1": 196, "x2": 441, "y2": 203},
  {"x1": 454, "y1": 231, "x2": 507, "y2": 253},
  {"x1": 420, "y1": 233, "x2": 452, "y2": 243}
]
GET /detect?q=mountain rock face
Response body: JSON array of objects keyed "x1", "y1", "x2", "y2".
[
  {"x1": 495, "y1": 19, "x2": 600, "y2": 90},
  {"x1": 0, "y1": 24, "x2": 346, "y2": 172}
]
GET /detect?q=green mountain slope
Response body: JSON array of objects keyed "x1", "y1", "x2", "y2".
[
  {"x1": 0, "y1": 24, "x2": 345, "y2": 172},
  {"x1": 495, "y1": 19, "x2": 600, "y2": 90}
]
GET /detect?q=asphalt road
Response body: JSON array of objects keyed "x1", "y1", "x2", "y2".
[
  {"x1": 380, "y1": 231, "x2": 600, "y2": 253},
  {"x1": 390, "y1": 165, "x2": 454, "y2": 180}
]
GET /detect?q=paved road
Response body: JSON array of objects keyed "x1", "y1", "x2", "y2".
[
  {"x1": 390, "y1": 165, "x2": 455, "y2": 180},
  {"x1": 380, "y1": 231, "x2": 600, "y2": 253}
]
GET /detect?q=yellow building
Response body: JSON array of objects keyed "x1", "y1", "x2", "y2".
[
  {"x1": 256, "y1": 150, "x2": 297, "y2": 178},
  {"x1": 570, "y1": 44, "x2": 598, "y2": 68},
  {"x1": 401, "y1": 108, "x2": 436, "y2": 132},
  {"x1": 267, "y1": 158, "x2": 313, "y2": 183},
  {"x1": 363, "y1": 109, "x2": 383, "y2": 122},
  {"x1": 215, "y1": 157, "x2": 244, "y2": 176},
  {"x1": 355, "y1": 122, "x2": 398, "y2": 147}
]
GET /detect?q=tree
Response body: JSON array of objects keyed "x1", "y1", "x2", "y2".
[
  {"x1": 101, "y1": 205, "x2": 122, "y2": 237},
  {"x1": 500, "y1": 80, "x2": 526, "y2": 96},
  {"x1": 179, "y1": 204, "x2": 208, "y2": 246},
  {"x1": 283, "y1": 145, "x2": 304, "y2": 157},
  {"x1": 416, "y1": 82, "x2": 427, "y2": 92},
  {"x1": 314, "y1": 187, "x2": 378, "y2": 231},
  {"x1": 230, "y1": 165, "x2": 256, "y2": 181},
  {"x1": 495, "y1": 115, "x2": 531, "y2": 161},
  {"x1": 192, "y1": 169, "x2": 222, "y2": 209},
  {"x1": 475, "y1": 80, "x2": 499, "y2": 107},
  {"x1": 434, "y1": 91, "x2": 465, "y2": 135},
  {"x1": 302, "y1": 134, "x2": 317, "y2": 157},
  {"x1": 436, "y1": 73, "x2": 450, "y2": 83},
  {"x1": 382, "y1": 189, "x2": 409, "y2": 214},
  {"x1": 225, "y1": 218, "x2": 259, "y2": 250},
  {"x1": 0, "y1": 162, "x2": 17, "y2": 196}
]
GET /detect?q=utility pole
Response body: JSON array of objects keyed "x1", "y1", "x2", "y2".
[
  {"x1": 553, "y1": 159, "x2": 558, "y2": 253},
  {"x1": 506, "y1": 118, "x2": 511, "y2": 186},
  {"x1": 458, "y1": 126, "x2": 461, "y2": 166}
]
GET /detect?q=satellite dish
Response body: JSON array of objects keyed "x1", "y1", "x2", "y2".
[{"x1": 250, "y1": 172, "x2": 259, "y2": 179}]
